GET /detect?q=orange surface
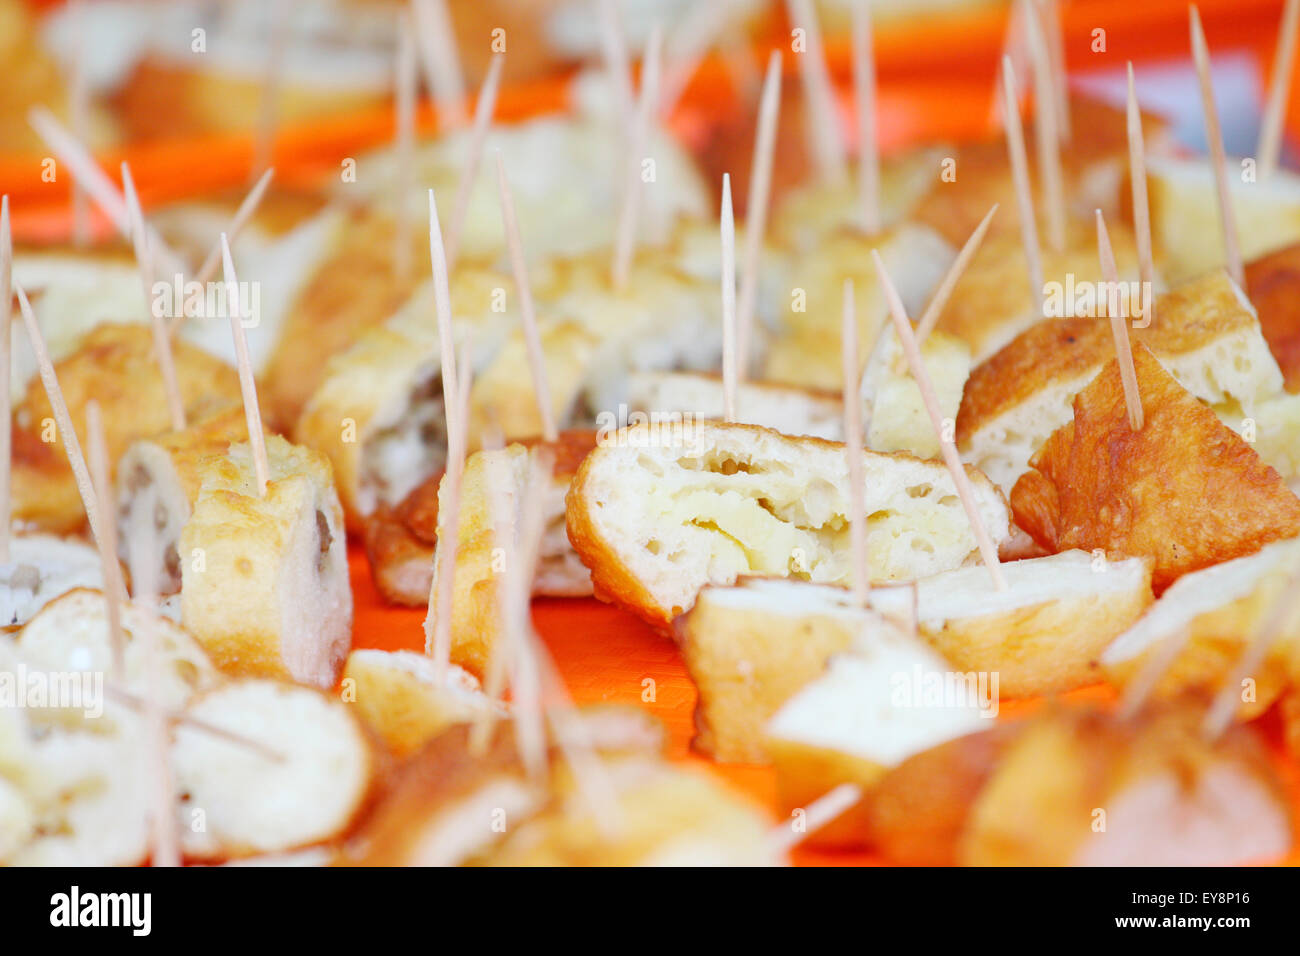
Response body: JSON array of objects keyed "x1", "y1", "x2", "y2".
[{"x1": 346, "y1": 543, "x2": 1300, "y2": 866}]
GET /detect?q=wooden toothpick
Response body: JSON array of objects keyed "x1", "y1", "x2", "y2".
[
  {"x1": 393, "y1": 20, "x2": 418, "y2": 281},
  {"x1": 1095, "y1": 210, "x2": 1144, "y2": 431},
  {"x1": 872, "y1": 252, "x2": 1008, "y2": 591},
  {"x1": 1126, "y1": 64, "x2": 1156, "y2": 329},
  {"x1": 412, "y1": 0, "x2": 467, "y2": 130},
  {"x1": 841, "y1": 279, "x2": 869, "y2": 607},
  {"x1": 251, "y1": 0, "x2": 288, "y2": 182},
  {"x1": 785, "y1": 0, "x2": 847, "y2": 183},
  {"x1": 1024, "y1": 0, "x2": 1065, "y2": 252},
  {"x1": 68, "y1": 0, "x2": 90, "y2": 246},
  {"x1": 612, "y1": 25, "x2": 662, "y2": 291},
  {"x1": 768, "y1": 782, "x2": 863, "y2": 853},
  {"x1": 914, "y1": 203, "x2": 999, "y2": 347},
  {"x1": 192, "y1": 169, "x2": 275, "y2": 287},
  {"x1": 219, "y1": 235, "x2": 269, "y2": 497},
  {"x1": 0, "y1": 196, "x2": 11, "y2": 564},
  {"x1": 121, "y1": 163, "x2": 185, "y2": 433},
  {"x1": 1000, "y1": 56, "x2": 1044, "y2": 317},
  {"x1": 1041, "y1": 0, "x2": 1071, "y2": 141},
  {"x1": 85, "y1": 401, "x2": 127, "y2": 678},
  {"x1": 14, "y1": 283, "x2": 104, "y2": 547},
  {"x1": 103, "y1": 683, "x2": 286, "y2": 762},
  {"x1": 427, "y1": 189, "x2": 461, "y2": 460},
  {"x1": 852, "y1": 0, "x2": 880, "y2": 235},
  {"x1": 1190, "y1": 6, "x2": 1244, "y2": 287},
  {"x1": 737, "y1": 50, "x2": 782, "y2": 381},
  {"x1": 721, "y1": 174, "x2": 738, "y2": 424},
  {"x1": 596, "y1": 0, "x2": 636, "y2": 127},
  {"x1": 445, "y1": 53, "x2": 505, "y2": 271},
  {"x1": 1258, "y1": 0, "x2": 1300, "y2": 180},
  {"x1": 496, "y1": 150, "x2": 557, "y2": 443}
]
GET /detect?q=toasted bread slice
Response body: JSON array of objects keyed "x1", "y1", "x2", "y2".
[
  {"x1": 1146, "y1": 154, "x2": 1300, "y2": 285},
  {"x1": 1245, "y1": 240, "x2": 1300, "y2": 392},
  {"x1": 959, "y1": 704, "x2": 1291, "y2": 865},
  {"x1": 676, "y1": 577, "x2": 911, "y2": 763},
  {"x1": 765, "y1": 626, "x2": 991, "y2": 847},
  {"x1": 1010, "y1": 345, "x2": 1300, "y2": 590},
  {"x1": 172, "y1": 679, "x2": 374, "y2": 860},
  {"x1": 342, "y1": 649, "x2": 504, "y2": 759},
  {"x1": 1101, "y1": 536, "x2": 1300, "y2": 718},
  {"x1": 567, "y1": 420, "x2": 1010, "y2": 631},
  {"x1": 179, "y1": 437, "x2": 352, "y2": 688},
  {"x1": 911, "y1": 549, "x2": 1154, "y2": 697},
  {"x1": 0, "y1": 534, "x2": 106, "y2": 629},
  {"x1": 959, "y1": 271, "x2": 1284, "y2": 493}
]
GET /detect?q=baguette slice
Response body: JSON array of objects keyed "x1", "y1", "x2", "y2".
[
  {"x1": 566, "y1": 420, "x2": 1011, "y2": 631},
  {"x1": 959, "y1": 271, "x2": 1285, "y2": 494},
  {"x1": 0, "y1": 534, "x2": 106, "y2": 629},
  {"x1": 179, "y1": 437, "x2": 352, "y2": 688},
  {"x1": 172, "y1": 679, "x2": 375, "y2": 860},
  {"x1": 1101, "y1": 536, "x2": 1300, "y2": 718},
  {"x1": 1011, "y1": 345, "x2": 1300, "y2": 590},
  {"x1": 911, "y1": 550, "x2": 1154, "y2": 697},
  {"x1": 765, "y1": 627, "x2": 991, "y2": 847},
  {"x1": 342, "y1": 649, "x2": 504, "y2": 759}
]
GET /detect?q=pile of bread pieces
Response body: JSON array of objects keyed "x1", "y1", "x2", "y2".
[{"x1": 5, "y1": 0, "x2": 1300, "y2": 867}]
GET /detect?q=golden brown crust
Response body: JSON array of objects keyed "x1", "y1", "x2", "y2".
[
  {"x1": 1010, "y1": 345, "x2": 1300, "y2": 590},
  {"x1": 11, "y1": 323, "x2": 242, "y2": 534},
  {"x1": 764, "y1": 737, "x2": 879, "y2": 849},
  {"x1": 1246, "y1": 241, "x2": 1300, "y2": 393}
]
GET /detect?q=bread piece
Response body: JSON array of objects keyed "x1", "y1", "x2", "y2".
[
  {"x1": 1147, "y1": 154, "x2": 1300, "y2": 285},
  {"x1": 292, "y1": 267, "x2": 513, "y2": 527},
  {"x1": 179, "y1": 437, "x2": 352, "y2": 688},
  {"x1": 1101, "y1": 536, "x2": 1300, "y2": 718},
  {"x1": 16, "y1": 588, "x2": 220, "y2": 731},
  {"x1": 1245, "y1": 240, "x2": 1300, "y2": 392},
  {"x1": 566, "y1": 420, "x2": 1011, "y2": 630},
  {"x1": 959, "y1": 704, "x2": 1292, "y2": 866},
  {"x1": 861, "y1": 326, "x2": 971, "y2": 458},
  {"x1": 912, "y1": 549, "x2": 1153, "y2": 697},
  {"x1": 624, "y1": 370, "x2": 842, "y2": 440},
  {"x1": 677, "y1": 577, "x2": 910, "y2": 763},
  {"x1": 0, "y1": 534, "x2": 106, "y2": 629},
  {"x1": 763, "y1": 223, "x2": 955, "y2": 390},
  {"x1": 342, "y1": 649, "x2": 504, "y2": 759},
  {"x1": 932, "y1": 217, "x2": 1143, "y2": 364},
  {"x1": 1010, "y1": 345, "x2": 1300, "y2": 590},
  {"x1": 765, "y1": 627, "x2": 991, "y2": 847},
  {"x1": 959, "y1": 271, "x2": 1285, "y2": 493},
  {"x1": 172, "y1": 679, "x2": 374, "y2": 859},
  {"x1": 11, "y1": 322, "x2": 242, "y2": 534}
]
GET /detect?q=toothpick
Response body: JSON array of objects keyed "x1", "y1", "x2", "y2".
[
  {"x1": 133, "y1": 522, "x2": 178, "y2": 868},
  {"x1": 412, "y1": 0, "x2": 467, "y2": 130},
  {"x1": 1126, "y1": 64, "x2": 1156, "y2": 329},
  {"x1": 596, "y1": 0, "x2": 636, "y2": 126},
  {"x1": 192, "y1": 168, "x2": 275, "y2": 287},
  {"x1": 468, "y1": 436, "x2": 514, "y2": 757},
  {"x1": 1116, "y1": 625, "x2": 1194, "y2": 722},
  {"x1": 873, "y1": 252, "x2": 1008, "y2": 591},
  {"x1": 1096, "y1": 210, "x2": 1144, "y2": 431},
  {"x1": 852, "y1": 0, "x2": 880, "y2": 235},
  {"x1": 426, "y1": 338, "x2": 473, "y2": 682},
  {"x1": 445, "y1": 54, "x2": 504, "y2": 270},
  {"x1": 786, "y1": 0, "x2": 847, "y2": 183},
  {"x1": 1042, "y1": 0, "x2": 1070, "y2": 141},
  {"x1": 914, "y1": 204, "x2": 999, "y2": 347},
  {"x1": 103, "y1": 683, "x2": 287, "y2": 762},
  {"x1": 1190, "y1": 6, "x2": 1244, "y2": 287},
  {"x1": 85, "y1": 402, "x2": 126, "y2": 678},
  {"x1": 841, "y1": 280, "x2": 869, "y2": 606},
  {"x1": 27, "y1": 108, "x2": 184, "y2": 274},
  {"x1": 768, "y1": 782, "x2": 863, "y2": 853},
  {"x1": 737, "y1": 51, "x2": 782, "y2": 380},
  {"x1": 427, "y1": 189, "x2": 461, "y2": 459},
  {"x1": 121, "y1": 163, "x2": 185, "y2": 433},
  {"x1": 1202, "y1": 559, "x2": 1300, "y2": 741},
  {"x1": 721, "y1": 174, "x2": 738, "y2": 424},
  {"x1": 496, "y1": 151, "x2": 557, "y2": 443},
  {"x1": 612, "y1": 25, "x2": 662, "y2": 291},
  {"x1": 220, "y1": 235, "x2": 269, "y2": 497},
  {"x1": 393, "y1": 21, "x2": 418, "y2": 281},
  {"x1": 251, "y1": 0, "x2": 288, "y2": 181},
  {"x1": 1025, "y1": 0, "x2": 1065, "y2": 252},
  {"x1": 0, "y1": 196, "x2": 10, "y2": 564},
  {"x1": 13, "y1": 284, "x2": 104, "y2": 547},
  {"x1": 68, "y1": 0, "x2": 89, "y2": 246},
  {"x1": 506, "y1": 450, "x2": 551, "y2": 783},
  {"x1": 1258, "y1": 0, "x2": 1300, "y2": 179},
  {"x1": 660, "y1": 1, "x2": 735, "y2": 115},
  {"x1": 1001, "y1": 57, "x2": 1044, "y2": 316}
]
